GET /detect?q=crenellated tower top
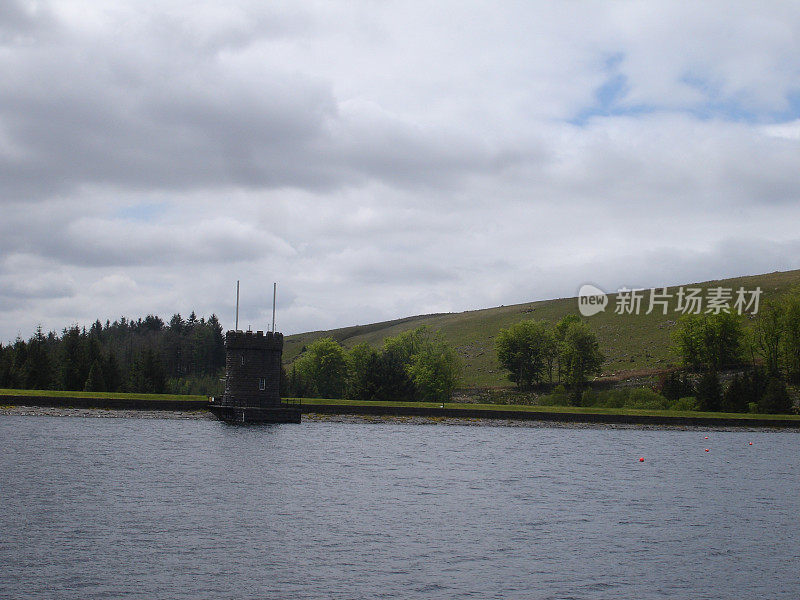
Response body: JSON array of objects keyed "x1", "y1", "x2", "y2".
[{"x1": 224, "y1": 330, "x2": 284, "y2": 351}]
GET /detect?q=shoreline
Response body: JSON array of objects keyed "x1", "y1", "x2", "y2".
[
  {"x1": 3, "y1": 393, "x2": 799, "y2": 428},
  {"x1": 1, "y1": 405, "x2": 797, "y2": 431},
  {"x1": 0, "y1": 405, "x2": 216, "y2": 420}
]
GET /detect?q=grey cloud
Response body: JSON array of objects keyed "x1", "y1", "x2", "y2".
[
  {"x1": 329, "y1": 105, "x2": 536, "y2": 189},
  {"x1": 0, "y1": 202, "x2": 295, "y2": 268},
  {"x1": 555, "y1": 238, "x2": 800, "y2": 297},
  {"x1": 0, "y1": 277, "x2": 74, "y2": 301},
  {"x1": 0, "y1": 4, "x2": 542, "y2": 204},
  {"x1": 149, "y1": 5, "x2": 313, "y2": 57},
  {"x1": 236, "y1": 284, "x2": 298, "y2": 331},
  {"x1": 0, "y1": 0, "x2": 53, "y2": 39},
  {"x1": 0, "y1": 60, "x2": 343, "y2": 198},
  {"x1": 548, "y1": 115, "x2": 800, "y2": 208},
  {"x1": 351, "y1": 262, "x2": 459, "y2": 286},
  {"x1": 0, "y1": 265, "x2": 75, "y2": 313},
  {"x1": 42, "y1": 217, "x2": 296, "y2": 268}
]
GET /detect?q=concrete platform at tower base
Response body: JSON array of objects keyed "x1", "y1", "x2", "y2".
[{"x1": 210, "y1": 404, "x2": 302, "y2": 424}]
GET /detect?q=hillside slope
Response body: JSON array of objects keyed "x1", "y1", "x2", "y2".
[{"x1": 284, "y1": 269, "x2": 800, "y2": 388}]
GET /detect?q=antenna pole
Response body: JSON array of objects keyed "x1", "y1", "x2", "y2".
[
  {"x1": 272, "y1": 282, "x2": 277, "y2": 333},
  {"x1": 235, "y1": 280, "x2": 240, "y2": 331}
]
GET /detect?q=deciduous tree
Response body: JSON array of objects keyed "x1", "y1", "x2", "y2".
[
  {"x1": 294, "y1": 337, "x2": 348, "y2": 399},
  {"x1": 674, "y1": 312, "x2": 745, "y2": 373},
  {"x1": 559, "y1": 321, "x2": 604, "y2": 394},
  {"x1": 495, "y1": 320, "x2": 554, "y2": 388}
]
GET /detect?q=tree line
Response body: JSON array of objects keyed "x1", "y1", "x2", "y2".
[
  {"x1": 4, "y1": 289, "x2": 799, "y2": 413},
  {"x1": 494, "y1": 315, "x2": 605, "y2": 395},
  {"x1": 493, "y1": 296, "x2": 800, "y2": 414},
  {"x1": 284, "y1": 326, "x2": 461, "y2": 403},
  {"x1": 0, "y1": 313, "x2": 225, "y2": 395},
  {"x1": 667, "y1": 290, "x2": 800, "y2": 413}
]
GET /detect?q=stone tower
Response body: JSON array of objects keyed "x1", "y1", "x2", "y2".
[
  {"x1": 222, "y1": 330, "x2": 282, "y2": 407},
  {"x1": 215, "y1": 329, "x2": 300, "y2": 423}
]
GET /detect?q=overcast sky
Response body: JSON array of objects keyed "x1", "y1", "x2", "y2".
[{"x1": 2, "y1": 0, "x2": 800, "y2": 342}]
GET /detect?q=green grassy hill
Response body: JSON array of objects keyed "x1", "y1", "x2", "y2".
[{"x1": 284, "y1": 269, "x2": 800, "y2": 388}]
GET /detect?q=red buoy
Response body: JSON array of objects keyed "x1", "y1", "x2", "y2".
[
  {"x1": 639, "y1": 457, "x2": 644, "y2": 462},
  {"x1": 704, "y1": 448, "x2": 709, "y2": 452},
  {"x1": 749, "y1": 442, "x2": 753, "y2": 445},
  {"x1": 704, "y1": 436, "x2": 708, "y2": 439}
]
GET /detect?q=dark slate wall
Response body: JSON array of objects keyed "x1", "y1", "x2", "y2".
[{"x1": 222, "y1": 330, "x2": 282, "y2": 408}]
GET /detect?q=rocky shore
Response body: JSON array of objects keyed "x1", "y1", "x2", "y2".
[
  {"x1": 2, "y1": 404, "x2": 794, "y2": 431},
  {"x1": 0, "y1": 405, "x2": 215, "y2": 420}
]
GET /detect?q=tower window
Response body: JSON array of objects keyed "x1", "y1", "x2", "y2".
[
  {"x1": 241, "y1": 355, "x2": 245, "y2": 365},
  {"x1": 259, "y1": 378, "x2": 266, "y2": 391}
]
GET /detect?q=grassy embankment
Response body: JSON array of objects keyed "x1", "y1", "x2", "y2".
[
  {"x1": 284, "y1": 269, "x2": 800, "y2": 387},
  {"x1": 295, "y1": 397, "x2": 800, "y2": 422},
  {"x1": 0, "y1": 388, "x2": 208, "y2": 412},
  {"x1": 0, "y1": 388, "x2": 206, "y2": 402},
  {"x1": 2, "y1": 388, "x2": 799, "y2": 423}
]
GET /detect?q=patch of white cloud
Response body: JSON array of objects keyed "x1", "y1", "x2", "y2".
[
  {"x1": 89, "y1": 273, "x2": 138, "y2": 297},
  {"x1": 762, "y1": 119, "x2": 800, "y2": 140}
]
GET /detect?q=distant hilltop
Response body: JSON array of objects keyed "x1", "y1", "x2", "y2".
[{"x1": 284, "y1": 269, "x2": 800, "y2": 387}]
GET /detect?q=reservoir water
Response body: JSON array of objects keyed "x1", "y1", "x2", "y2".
[{"x1": 1, "y1": 415, "x2": 798, "y2": 599}]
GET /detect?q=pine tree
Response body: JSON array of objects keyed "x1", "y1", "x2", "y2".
[
  {"x1": 104, "y1": 351, "x2": 122, "y2": 392},
  {"x1": 0, "y1": 344, "x2": 12, "y2": 387},
  {"x1": 9, "y1": 338, "x2": 27, "y2": 389},
  {"x1": 84, "y1": 359, "x2": 107, "y2": 392},
  {"x1": 25, "y1": 326, "x2": 54, "y2": 390},
  {"x1": 169, "y1": 313, "x2": 185, "y2": 333},
  {"x1": 143, "y1": 348, "x2": 166, "y2": 393},
  {"x1": 207, "y1": 314, "x2": 225, "y2": 373},
  {"x1": 61, "y1": 326, "x2": 88, "y2": 391}
]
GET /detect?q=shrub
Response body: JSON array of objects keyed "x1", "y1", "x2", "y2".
[
  {"x1": 671, "y1": 396, "x2": 699, "y2": 411},
  {"x1": 594, "y1": 389, "x2": 626, "y2": 408},
  {"x1": 624, "y1": 388, "x2": 669, "y2": 410},
  {"x1": 758, "y1": 378, "x2": 793, "y2": 414},
  {"x1": 721, "y1": 374, "x2": 749, "y2": 413},
  {"x1": 580, "y1": 389, "x2": 598, "y2": 407},
  {"x1": 567, "y1": 387, "x2": 672, "y2": 410},
  {"x1": 536, "y1": 392, "x2": 569, "y2": 406},
  {"x1": 659, "y1": 371, "x2": 695, "y2": 400}
]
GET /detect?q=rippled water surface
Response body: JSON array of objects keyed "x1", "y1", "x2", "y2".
[{"x1": 1, "y1": 416, "x2": 799, "y2": 599}]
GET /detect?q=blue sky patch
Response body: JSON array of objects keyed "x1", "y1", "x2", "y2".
[
  {"x1": 571, "y1": 53, "x2": 653, "y2": 125},
  {"x1": 114, "y1": 202, "x2": 167, "y2": 222}
]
